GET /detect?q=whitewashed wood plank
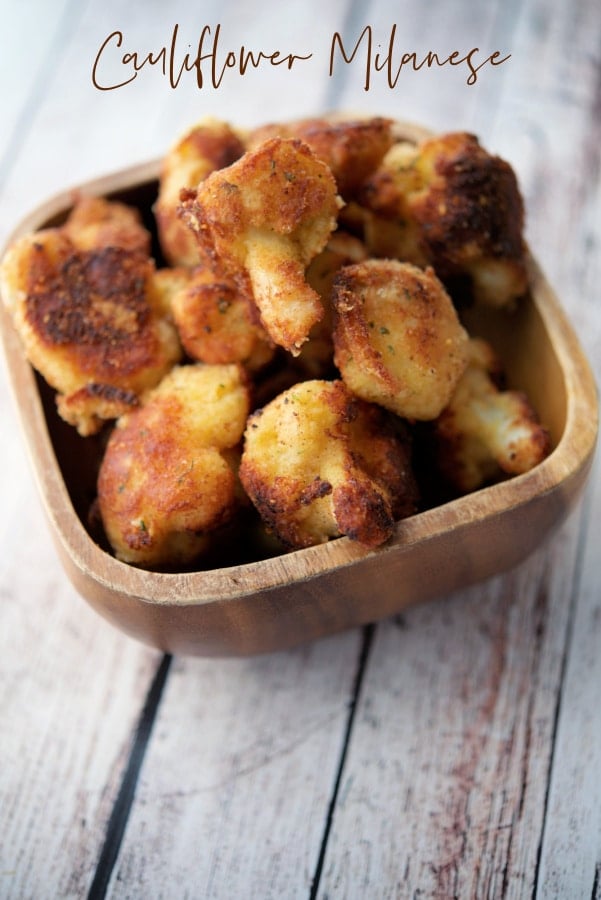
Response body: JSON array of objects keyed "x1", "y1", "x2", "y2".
[
  {"x1": 482, "y1": 0, "x2": 601, "y2": 354},
  {"x1": 317, "y1": 520, "x2": 583, "y2": 899},
  {"x1": 0, "y1": 0, "x2": 80, "y2": 177},
  {"x1": 484, "y1": 2, "x2": 601, "y2": 891},
  {"x1": 535, "y1": 452, "x2": 601, "y2": 900},
  {"x1": 0, "y1": 0, "x2": 351, "y2": 249},
  {"x1": 502, "y1": 0, "x2": 601, "y2": 892},
  {"x1": 0, "y1": 481, "x2": 163, "y2": 899},
  {"x1": 0, "y1": 4, "x2": 175, "y2": 897},
  {"x1": 0, "y1": 2, "x2": 365, "y2": 897},
  {"x1": 316, "y1": 0, "x2": 601, "y2": 896},
  {"x1": 105, "y1": 630, "x2": 364, "y2": 899}
]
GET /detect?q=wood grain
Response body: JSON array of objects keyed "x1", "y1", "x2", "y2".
[
  {"x1": 104, "y1": 631, "x2": 363, "y2": 898},
  {"x1": 317, "y1": 520, "x2": 583, "y2": 898},
  {"x1": 313, "y1": 0, "x2": 601, "y2": 895},
  {"x1": 0, "y1": 483, "x2": 163, "y2": 898},
  {"x1": 0, "y1": 0, "x2": 599, "y2": 895}
]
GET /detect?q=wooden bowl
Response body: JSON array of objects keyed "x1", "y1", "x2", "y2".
[{"x1": 1, "y1": 130, "x2": 598, "y2": 656}]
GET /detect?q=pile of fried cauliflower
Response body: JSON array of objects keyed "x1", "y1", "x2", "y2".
[{"x1": 0, "y1": 115, "x2": 551, "y2": 569}]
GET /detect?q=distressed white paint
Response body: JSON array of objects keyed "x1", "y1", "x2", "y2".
[{"x1": 0, "y1": 0, "x2": 599, "y2": 897}]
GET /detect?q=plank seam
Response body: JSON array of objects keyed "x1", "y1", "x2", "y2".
[
  {"x1": 86, "y1": 653, "x2": 173, "y2": 900},
  {"x1": 531, "y1": 481, "x2": 597, "y2": 898},
  {"x1": 592, "y1": 861, "x2": 601, "y2": 900},
  {"x1": 308, "y1": 623, "x2": 375, "y2": 899}
]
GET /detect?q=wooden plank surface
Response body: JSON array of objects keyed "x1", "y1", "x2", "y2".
[
  {"x1": 0, "y1": 5, "x2": 163, "y2": 898},
  {"x1": 0, "y1": 2, "x2": 362, "y2": 896},
  {"x1": 106, "y1": 630, "x2": 364, "y2": 898},
  {"x1": 0, "y1": 0, "x2": 599, "y2": 897},
  {"x1": 317, "y1": 0, "x2": 601, "y2": 896}
]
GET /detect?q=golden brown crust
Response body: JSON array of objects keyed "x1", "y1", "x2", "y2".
[
  {"x1": 332, "y1": 259, "x2": 469, "y2": 419},
  {"x1": 0, "y1": 228, "x2": 181, "y2": 435},
  {"x1": 97, "y1": 363, "x2": 250, "y2": 567},
  {"x1": 179, "y1": 137, "x2": 342, "y2": 354},
  {"x1": 63, "y1": 195, "x2": 152, "y2": 255},
  {"x1": 298, "y1": 231, "x2": 368, "y2": 378},
  {"x1": 433, "y1": 337, "x2": 551, "y2": 492},
  {"x1": 170, "y1": 264, "x2": 274, "y2": 371},
  {"x1": 57, "y1": 383, "x2": 139, "y2": 435},
  {"x1": 359, "y1": 132, "x2": 528, "y2": 307},
  {"x1": 247, "y1": 116, "x2": 394, "y2": 198},
  {"x1": 239, "y1": 379, "x2": 418, "y2": 550},
  {"x1": 154, "y1": 118, "x2": 246, "y2": 266},
  {"x1": 411, "y1": 134, "x2": 527, "y2": 291},
  {"x1": 0, "y1": 114, "x2": 549, "y2": 573},
  {"x1": 348, "y1": 402, "x2": 420, "y2": 521}
]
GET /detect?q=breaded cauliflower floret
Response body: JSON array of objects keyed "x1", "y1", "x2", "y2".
[
  {"x1": 98, "y1": 363, "x2": 250, "y2": 567},
  {"x1": 239, "y1": 379, "x2": 419, "y2": 550},
  {"x1": 169, "y1": 264, "x2": 275, "y2": 372},
  {"x1": 332, "y1": 259, "x2": 469, "y2": 420},
  {"x1": 359, "y1": 132, "x2": 528, "y2": 307},
  {"x1": 154, "y1": 118, "x2": 246, "y2": 266},
  {"x1": 148, "y1": 265, "x2": 195, "y2": 319},
  {"x1": 298, "y1": 230, "x2": 368, "y2": 378},
  {"x1": 246, "y1": 117, "x2": 394, "y2": 199},
  {"x1": 433, "y1": 337, "x2": 550, "y2": 492},
  {"x1": 0, "y1": 228, "x2": 181, "y2": 435},
  {"x1": 62, "y1": 195, "x2": 152, "y2": 255},
  {"x1": 179, "y1": 137, "x2": 342, "y2": 355}
]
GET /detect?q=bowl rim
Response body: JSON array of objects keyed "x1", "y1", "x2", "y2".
[{"x1": 1, "y1": 149, "x2": 598, "y2": 611}]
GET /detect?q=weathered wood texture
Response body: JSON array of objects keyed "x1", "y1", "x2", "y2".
[
  {"x1": 319, "y1": 0, "x2": 601, "y2": 896},
  {"x1": 107, "y1": 631, "x2": 364, "y2": 898},
  {"x1": 0, "y1": 0, "x2": 599, "y2": 897}
]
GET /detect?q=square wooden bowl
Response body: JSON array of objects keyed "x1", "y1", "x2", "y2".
[{"x1": 1, "y1": 126, "x2": 598, "y2": 656}]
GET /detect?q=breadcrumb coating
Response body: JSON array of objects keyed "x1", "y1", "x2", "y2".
[
  {"x1": 98, "y1": 363, "x2": 250, "y2": 567},
  {"x1": 179, "y1": 137, "x2": 342, "y2": 355},
  {"x1": 239, "y1": 379, "x2": 418, "y2": 550},
  {"x1": 169, "y1": 263, "x2": 274, "y2": 371},
  {"x1": 154, "y1": 117, "x2": 246, "y2": 266},
  {"x1": 359, "y1": 132, "x2": 528, "y2": 307},
  {"x1": 332, "y1": 259, "x2": 469, "y2": 419},
  {"x1": 62, "y1": 194, "x2": 152, "y2": 255},
  {"x1": 433, "y1": 337, "x2": 550, "y2": 492},
  {"x1": 298, "y1": 230, "x2": 369, "y2": 378},
  {"x1": 0, "y1": 114, "x2": 548, "y2": 573},
  {"x1": 0, "y1": 202, "x2": 182, "y2": 436},
  {"x1": 246, "y1": 116, "x2": 394, "y2": 199}
]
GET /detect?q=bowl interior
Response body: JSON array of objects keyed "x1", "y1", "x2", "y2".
[{"x1": 27, "y1": 175, "x2": 570, "y2": 576}]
